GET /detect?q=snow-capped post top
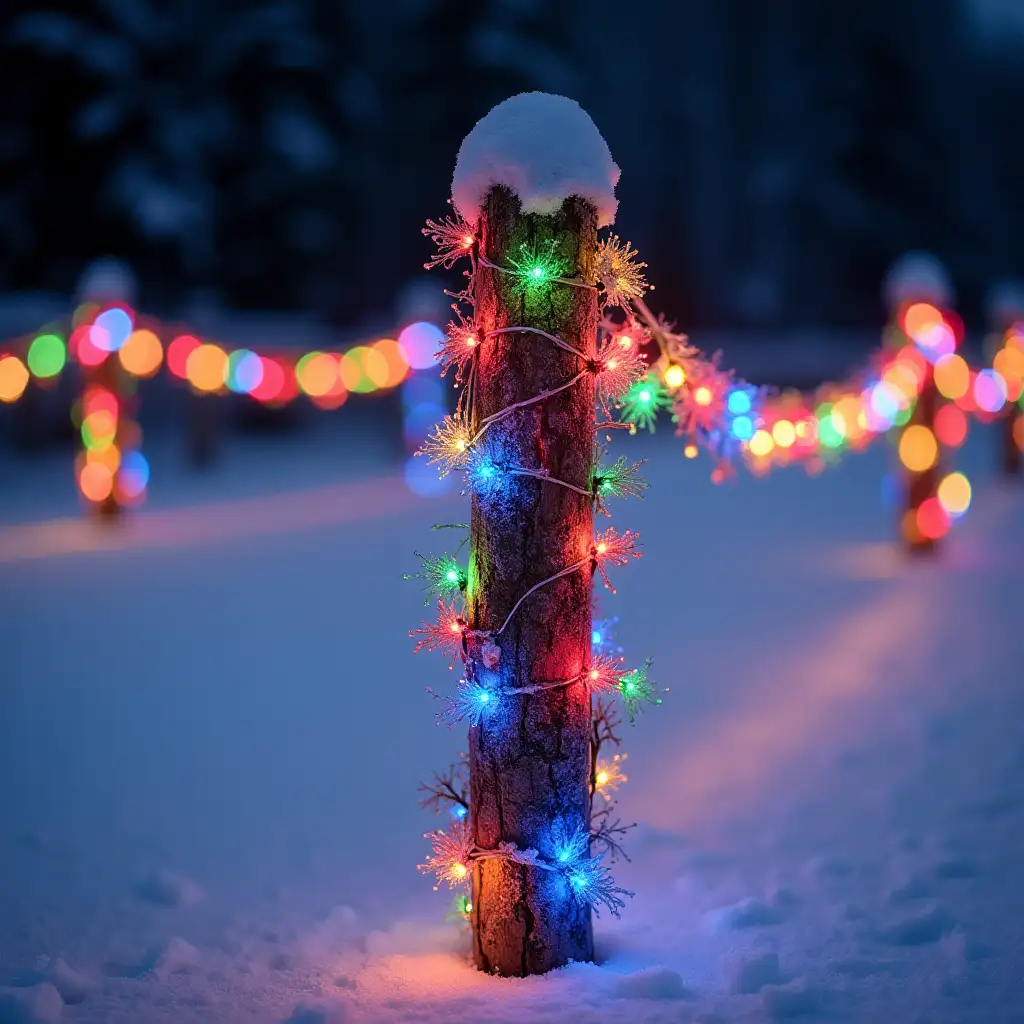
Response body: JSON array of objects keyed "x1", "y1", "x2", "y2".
[
  {"x1": 883, "y1": 252, "x2": 954, "y2": 310},
  {"x1": 452, "y1": 92, "x2": 620, "y2": 228}
]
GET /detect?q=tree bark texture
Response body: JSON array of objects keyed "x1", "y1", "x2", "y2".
[{"x1": 468, "y1": 187, "x2": 598, "y2": 976}]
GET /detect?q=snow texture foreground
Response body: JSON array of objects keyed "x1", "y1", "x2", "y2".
[
  {"x1": 1, "y1": 429, "x2": 1023, "y2": 1022},
  {"x1": 452, "y1": 92, "x2": 620, "y2": 227}
]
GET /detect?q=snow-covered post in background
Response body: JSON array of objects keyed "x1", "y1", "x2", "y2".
[
  {"x1": 884, "y1": 254, "x2": 955, "y2": 553},
  {"x1": 73, "y1": 261, "x2": 144, "y2": 519},
  {"x1": 985, "y1": 282, "x2": 1024, "y2": 477},
  {"x1": 414, "y1": 94, "x2": 648, "y2": 977}
]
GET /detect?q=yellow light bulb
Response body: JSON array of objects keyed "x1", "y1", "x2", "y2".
[
  {"x1": 455, "y1": 439, "x2": 467, "y2": 451},
  {"x1": 694, "y1": 386, "x2": 712, "y2": 406},
  {"x1": 618, "y1": 335, "x2": 633, "y2": 350},
  {"x1": 452, "y1": 862, "x2": 467, "y2": 878},
  {"x1": 596, "y1": 770, "x2": 609, "y2": 786},
  {"x1": 462, "y1": 235, "x2": 474, "y2": 247},
  {"x1": 664, "y1": 364, "x2": 685, "y2": 389},
  {"x1": 684, "y1": 444, "x2": 698, "y2": 459},
  {"x1": 596, "y1": 542, "x2": 608, "y2": 555}
]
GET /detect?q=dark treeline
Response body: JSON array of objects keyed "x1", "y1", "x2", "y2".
[{"x1": 0, "y1": 0, "x2": 1021, "y2": 329}]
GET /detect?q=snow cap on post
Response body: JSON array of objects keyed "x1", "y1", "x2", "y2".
[
  {"x1": 883, "y1": 252, "x2": 954, "y2": 310},
  {"x1": 452, "y1": 92, "x2": 620, "y2": 227}
]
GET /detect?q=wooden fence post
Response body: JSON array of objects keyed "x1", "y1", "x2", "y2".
[{"x1": 467, "y1": 186, "x2": 599, "y2": 975}]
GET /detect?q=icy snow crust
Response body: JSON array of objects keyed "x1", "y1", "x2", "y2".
[
  {"x1": 452, "y1": 92, "x2": 620, "y2": 227},
  {"x1": 2, "y1": 427, "x2": 1024, "y2": 1021}
]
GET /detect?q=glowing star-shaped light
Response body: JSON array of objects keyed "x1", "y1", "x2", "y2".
[
  {"x1": 619, "y1": 374, "x2": 671, "y2": 433},
  {"x1": 595, "y1": 234, "x2": 648, "y2": 309},
  {"x1": 410, "y1": 599, "x2": 467, "y2": 666},
  {"x1": 617, "y1": 658, "x2": 660, "y2": 723},
  {"x1": 404, "y1": 552, "x2": 467, "y2": 604},
  {"x1": 595, "y1": 328, "x2": 649, "y2": 415},
  {"x1": 594, "y1": 753, "x2": 627, "y2": 798},
  {"x1": 438, "y1": 678, "x2": 499, "y2": 727},
  {"x1": 507, "y1": 240, "x2": 569, "y2": 291},
  {"x1": 592, "y1": 527, "x2": 641, "y2": 591},
  {"x1": 418, "y1": 414, "x2": 473, "y2": 477},
  {"x1": 593, "y1": 455, "x2": 648, "y2": 514},
  {"x1": 422, "y1": 212, "x2": 476, "y2": 270},
  {"x1": 436, "y1": 313, "x2": 480, "y2": 383},
  {"x1": 586, "y1": 653, "x2": 626, "y2": 694},
  {"x1": 419, "y1": 819, "x2": 474, "y2": 889}
]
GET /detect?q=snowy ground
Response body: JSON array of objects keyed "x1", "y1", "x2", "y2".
[{"x1": 2, "y1": 425, "x2": 1023, "y2": 1023}]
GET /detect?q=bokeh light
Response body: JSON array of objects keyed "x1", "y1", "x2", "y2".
[
  {"x1": 899, "y1": 424, "x2": 938, "y2": 472},
  {"x1": 398, "y1": 322, "x2": 444, "y2": 370},
  {"x1": 118, "y1": 329, "x2": 163, "y2": 377},
  {"x1": 916, "y1": 497, "x2": 950, "y2": 540},
  {"x1": 0, "y1": 355, "x2": 30, "y2": 402},
  {"x1": 934, "y1": 404, "x2": 968, "y2": 448},
  {"x1": 226, "y1": 350, "x2": 264, "y2": 394},
  {"x1": 167, "y1": 335, "x2": 201, "y2": 379},
  {"x1": 974, "y1": 369, "x2": 1007, "y2": 414},
  {"x1": 934, "y1": 354, "x2": 970, "y2": 400},
  {"x1": 186, "y1": 343, "x2": 228, "y2": 392},
  {"x1": 79, "y1": 461, "x2": 114, "y2": 503},
  {"x1": 937, "y1": 472, "x2": 971, "y2": 517},
  {"x1": 92, "y1": 307, "x2": 134, "y2": 352},
  {"x1": 27, "y1": 333, "x2": 66, "y2": 379}
]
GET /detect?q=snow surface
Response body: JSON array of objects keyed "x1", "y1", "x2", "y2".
[
  {"x1": 2, "y1": 424, "x2": 1024, "y2": 1022},
  {"x1": 883, "y1": 252, "x2": 955, "y2": 309},
  {"x1": 452, "y1": 93, "x2": 619, "y2": 227}
]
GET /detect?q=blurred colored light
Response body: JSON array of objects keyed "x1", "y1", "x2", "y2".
[
  {"x1": 79, "y1": 461, "x2": 114, "y2": 502},
  {"x1": 772, "y1": 420, "x2": 796, "y2": 448},
  {"x1": 748, "y1": 429, "x2": 774, "y2": 457},
  {"x1": 83, "y1": 387, "x2": 118, "y2": 419},
  {"x1": 902, "y1": 302, "x2": 941, "y2": 340},
  {"x1": 27, "y1": 333, "x2": 66, "y2": 379},
  {"x1": 404, "y1": 453, "x2": 453, "y2": 496},
  {"x1": 82, "y1": 409, "x2": 117, "y2": 450},
  {"x1": 914, "y1": 321, "x2": 955, "y2": 362},
  {"x1": 117, "y1": 451, "x2": 149, "y2": 500},
  {"x1": 993, "y1": 346, "x2": 1024, "y2": 394},
  {"x1": 0, "y1": 356, "x2": 30, "y2": 402},
  {"x1": 373, "y1": 338, "x2": 410, "y2": 388},
  {"x1": 1014, "y1": 414, "x2": 1024, "y2": 453},
  {"x1": 361, "y1": 345, "x2": 391, "y2": 389},
  {"x1": 694, "y1": 386, "x2": 712, "y2": 407},
  {"x1": 934, "y1": 404, "x2": 968, "y2": 448},
  {"x1": 249, "y1": 357, "x2": 285, "y2": 403},
  {"x1": 899, "y1": 424, "x2": 938, "y2": 472},
  {"x1": 93, "y1": 307, "x2": 134, "y2": 351},
  {"x1": 917, "y1": 497, "x2": 950, "y2": 541},
  {"x1": 937, "y1": 472, "x2": 971, "y2": 517},
  {"x1": 934, "y1": 354, "x2": 970, "y2": 400},
  {"x1": 227, "y1": 350, "x2": 263, "y2": 394},
  {"x1": 727, "y1": 390, "x2": 751, "y2": 415},
  {"x1": 296, "y1": 351, "x2": 340, "y2": 398},
  {"x1": 75, "y1": 326, "x2": 109, "y2": 368},
  {"x1": 87, "y1": 444, "x2": 120, "y2": 474},
  {"x1": 664, "y1": 364, "x2": 685, "y2": 389},
  {"x1": 869, "y1": 381, "x2": 902, "y2": 425},
  {"x1": 167, "y1": 335, "x2": 201, "y2": 379},
  {"x1": 402, "y1": 373, "x2": 445, "y2": 410},
  {"x1": 404, "y1": 401, "x2": 446, "y2": 448},
  {"x1": 398, "y1": 322, "x2": 444, "y2": 371},
  {"x1": 974, "y1": 369, "x2": 1007, "y2": 414},
  {"x1": 186, "y1": 343, "x2": 228, "y2": 393},
  {"x1": 118, "y1": 329, "x2": 163, "y2": 377},
  {"x1": 731, "y1": 414, "x2": 754, "y2": 440}
]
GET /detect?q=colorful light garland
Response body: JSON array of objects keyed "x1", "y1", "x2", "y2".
[{"x1": 411, "y1": 205, "x2": 680, "y2": 932}]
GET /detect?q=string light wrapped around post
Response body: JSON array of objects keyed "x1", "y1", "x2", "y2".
[{"x1": 411, "y1": 94, "x2": 659, "y2": 978}]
